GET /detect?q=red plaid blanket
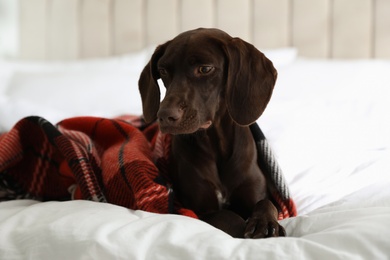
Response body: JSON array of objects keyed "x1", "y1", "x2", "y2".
[{"x1": 0, "y1": 116, "x2": 296, "y2": 220}]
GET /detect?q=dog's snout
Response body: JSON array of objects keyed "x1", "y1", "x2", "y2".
[{"x1": 157, "y1": 107, "x2": 184, "y2": 125}]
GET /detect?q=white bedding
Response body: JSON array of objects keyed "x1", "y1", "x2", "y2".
[{"x1": 1, "y1": 49, "x2": 390, "y2": 259}]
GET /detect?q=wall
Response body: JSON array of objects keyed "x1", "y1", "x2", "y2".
[{"x1": 0, "y1": 0, "x2": 389, "y2": 60}]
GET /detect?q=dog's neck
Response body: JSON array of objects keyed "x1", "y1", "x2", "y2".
[{"x1": 207, "y1": 111, "x2": 241, "y2": 158}]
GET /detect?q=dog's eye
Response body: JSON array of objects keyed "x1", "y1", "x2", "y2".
[
  {"x1": 198, "y1": 66, "x2": 214, "y2": 74},
  {"x1": 159, "y1": 68, "x2": 168, "y2": 77}
]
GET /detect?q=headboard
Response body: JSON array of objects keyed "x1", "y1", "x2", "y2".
[{"x1": 0, "y1": 0, "x2": 389, "y2": 60}]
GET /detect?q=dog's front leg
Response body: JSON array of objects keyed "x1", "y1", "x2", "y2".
[
  {"x1": 201, "y1": 210, "x2": 246, "y2": 238},
  {"x1": 244, "y1": 199, "x2": 286, "y2": 238}
]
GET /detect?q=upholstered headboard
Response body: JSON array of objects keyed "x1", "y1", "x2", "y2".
[{"x1": 0, "y1": 0, "x2": 389, "y2": 60}]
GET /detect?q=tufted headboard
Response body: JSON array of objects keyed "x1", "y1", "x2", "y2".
[{"x1": 0, "y1": 0, "x2": 389, "y2": 60}]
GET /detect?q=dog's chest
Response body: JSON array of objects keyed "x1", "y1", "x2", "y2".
[{"x1": 215, "y1": 189, "x2": 228, "y2": 209}]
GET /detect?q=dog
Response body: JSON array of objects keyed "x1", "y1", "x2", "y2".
[{"x1": 138, "y1": 28, "x2": 284, "y2": 238}]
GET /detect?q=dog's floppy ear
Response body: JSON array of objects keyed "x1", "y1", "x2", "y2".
[
  {"x1": 223, "y1": 38, "x2": 277, "y2": 126},
  {"x1": 138, "y1": 43, "x2": 168, "y2": 123}
]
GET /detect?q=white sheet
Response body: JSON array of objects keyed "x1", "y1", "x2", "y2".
[{"x1": 1, "y1": 50, "x2": 390, "y2": 259}]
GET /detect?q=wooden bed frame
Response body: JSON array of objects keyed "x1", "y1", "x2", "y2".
[{"x1": 0, "y1": 0, "x2": 389, "y2": 60}]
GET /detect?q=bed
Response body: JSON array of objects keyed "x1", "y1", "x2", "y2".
[{"x1": 1, "y1": 0, "x2": 390, "y2": 259}]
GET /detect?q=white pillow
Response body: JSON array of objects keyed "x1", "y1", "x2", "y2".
[
  {"x1": 0, "y1": 49, "x2": 155, "y2": 130},
  {"x1": 262, "y1": 48, "x2": 297, "y2": 68}
]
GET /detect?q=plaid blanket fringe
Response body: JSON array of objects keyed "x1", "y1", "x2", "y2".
[{"x1": 0, "y1": 115, "x2": 296, "y2": 220}]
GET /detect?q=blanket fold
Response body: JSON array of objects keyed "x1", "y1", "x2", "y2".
[{"x1": 0, "y1": 115, "x2": 296, "y2": 220}]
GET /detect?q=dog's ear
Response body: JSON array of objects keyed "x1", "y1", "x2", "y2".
[
  {"x1": 223, "y1": 38, "x2": 277, "y2": 126},
  {"x1": 138, "y1": 43, "x2": 168, "y2": 123}
]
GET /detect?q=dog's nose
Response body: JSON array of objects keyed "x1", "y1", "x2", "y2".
[{"x1": 157, "y1": 107, "x2": 184, "y2": 126}]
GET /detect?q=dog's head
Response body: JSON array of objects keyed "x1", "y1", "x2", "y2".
[{"x1": 139, "y1": 28, "x2": 277, "y2": 134}]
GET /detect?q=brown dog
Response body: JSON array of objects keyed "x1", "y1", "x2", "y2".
[{"x1": 138, "y1": 28, "x2": 284, "y2": 238}]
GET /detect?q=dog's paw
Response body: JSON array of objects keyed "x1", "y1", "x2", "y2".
[
  {"x1": 244, "y1": 200, "x2": 286, "y2": 238},
  {"x1": 244, "y1": 216, "x2": 286, "y2": 238}
]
